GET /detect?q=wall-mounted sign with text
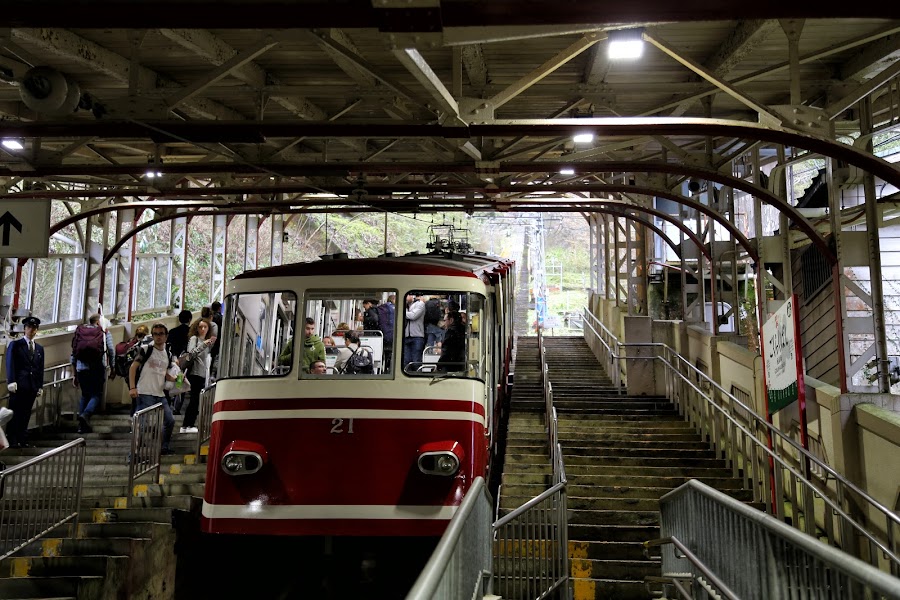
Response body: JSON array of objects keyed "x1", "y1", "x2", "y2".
[{"x1": 762, "y1": 296, "x2": 804, "y2": 414}]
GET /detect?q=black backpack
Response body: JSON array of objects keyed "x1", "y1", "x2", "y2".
[{"x1": 342, "y1": 346, "x2": 373, "y2": 375}]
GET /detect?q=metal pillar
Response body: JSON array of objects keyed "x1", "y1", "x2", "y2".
[
  {"x1": 244, "y1": 214, "x2": 259, "y2": 272},
  {"x1": 83, "y1": 211, "x2": 109, "y2": 319},
  {"x1": 171, "y1": 211, "x2": 187, "y2": 311},
  {"x1": 210, "y1": 213, "x2": 228, "y2": 305},
  {"x1": 271, "y1": 213, "x2": 284, "y2": 267},
  {"x1": 827, "y1": 158, "x2": 852, "y2": 392},
  {"x1": 860, "y1": 96, "x2": 890, "y2": 393},
  {"x1": 604, "y1": 215, "x2": 613, "y2": 301},
  {"x1": 630, "y1": 211, "x2": 648, "y2": 315},
  {"x1": 111, "y1": 208, "x2": 138, "y2": 322}
]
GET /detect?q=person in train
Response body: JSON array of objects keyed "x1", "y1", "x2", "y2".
[
  {"x1": 308, "y1": 360, "x2": 327, "y2": 375},
  {"x1": 403, "y1": 294, "x2": 426, "y2": 371},
  {"x1": 362, "y1": 298, "x2": 380, "y2": 331},
  {"x1": 302, "y1": 317, "x2": 326, "y2": 372},
  {"x1": 436, "y1": 311, "x2": 466, "y2": 373}
]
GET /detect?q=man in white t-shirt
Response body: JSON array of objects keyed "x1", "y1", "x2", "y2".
[{"x1": 128, "y1": 323, "x2": 177, "y2": 454}]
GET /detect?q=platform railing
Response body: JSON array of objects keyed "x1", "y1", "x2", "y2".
[
  {"x1": 580, "y1": 309, "x2": 900, "y2": 576},
  {"x1": 648, "y1": 479, "x2": 900, "y2": 600},
  {"x1": 126, "y1": 403, "x2": 163, "y2": 507},
  {"x1": 196, "y1": 383, "x2": 216, "y2": 460},
  {"x1": 491, "y1": 330, "x2": 569, "y2": 600},
  {"x1": 0, "y1": 438, "x2": 86, "y2": 560},
  {"x1": 2, "y1": 362, "x2": 78, "y2": 433},
  {"x1": 405, "y1": 477, "x2": 493, "y2": 600},
  {"x1": 581, "y1": 309, "x2": 623, "y2": 391}
]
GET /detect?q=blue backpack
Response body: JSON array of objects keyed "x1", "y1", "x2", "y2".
[{"x1": 376, "y1": 303, "x2": 395, "y2": 343}]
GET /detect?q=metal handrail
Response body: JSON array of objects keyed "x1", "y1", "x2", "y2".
[
  {"x1": 2, "y1": 362, "x2": 78, "y2": 432},
  {"x1": 0, "y1": 438, "x2": 86, "y2": 560},
  {"x1": 581, "y1": 309, "x2": 900, "y2": 575},
  {"x1": 581, "y1": 309, "x2": 623, "y2": 391},
  {"x1": 492, "y1": 330, "x2": 569, "y2": 600},
  {"x1": 654, "y1": 480, "x2": 900, "y2": 600},
  {"x1": 645, "y1": 536, "x2": 740, "y2": 600},
  {"x1": 405, "y1": 477, "x2": 493, "y2": 600},
  {"x1": 127, "y1": 403, "x2": 163, "y2": 507},
  {"x1": 195, "y1": 383, "x2": 216, "y2": 460}
]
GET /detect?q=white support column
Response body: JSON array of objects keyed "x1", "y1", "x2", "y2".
[
  {"x1": 82, "y1": 211, "x2": 109, "y2": 319},
  {"x1": 270, "y1": 213, "x2": 284, "y2": 267},
  {"x1": 210, "y1": 213, "x2": 228, "y2": 305},
  {"x1": 171, "y1": 211, "x2": 188, "y2": 312},
  {"x1": 112, "y1": 208, "x2": 137, "y2": 322},
  {"x1": 244, "y1": 214, "x2": 259, "y2": 272}
]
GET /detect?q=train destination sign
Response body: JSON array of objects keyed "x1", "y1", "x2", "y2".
[
  {"x1": 0, "y1": 200, "x2": 50, "y2": 258},
  {"x1": 762, "y1": 296, "x2": 805, "y2": 414}
]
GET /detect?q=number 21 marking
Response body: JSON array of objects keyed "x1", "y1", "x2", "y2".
[{"x1": 330, "y1": 418, "x2": 355, "y2": 434}]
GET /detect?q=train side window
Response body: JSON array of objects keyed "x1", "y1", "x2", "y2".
[
  {"x1": 302, "y1": 289, "x2": 398, "y2": 377},
  {"x1": 220, "y1": 291, "x2": 297, "y2": 378},
  {"x1": 402, "y1": 291, "x2": 485, "y2": 380}
]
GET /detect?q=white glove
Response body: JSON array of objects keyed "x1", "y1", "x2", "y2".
[
  {"x1": 36, "y1": 388, "x2": 43, "y2": 397},
  {"x1": 6, "y1": 382, "x2": 16, "y2": 393}
]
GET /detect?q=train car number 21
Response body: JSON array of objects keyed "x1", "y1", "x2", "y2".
[{"x1": 330, "y1": 418, "x2": 355, "y2": 434}]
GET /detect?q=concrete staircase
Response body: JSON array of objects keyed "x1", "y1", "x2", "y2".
[
  {"x1": 498, "y1": 336, "x2": 759, "y2": 600},
  {"x1": 0, "y1": 407, "x2": 205, "y2": 600}
]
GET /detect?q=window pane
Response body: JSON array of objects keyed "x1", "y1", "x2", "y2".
[
  {"x1": 302, "y1": 290, "x2": 397, "y2": 376},
  {"x1": 401, "y1": 291, "x2": 484, "y2": 379},
  {"x1": 221, "y1": 291, "x2": 298, "y2": 378}
]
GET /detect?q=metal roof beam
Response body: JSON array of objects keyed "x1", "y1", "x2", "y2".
[
  {"x1": 10, "y1": 27, "x2": 244, "y2": 120},
  {"x1": 393, "y1": 47, "x2": 459, "y2": 119}
]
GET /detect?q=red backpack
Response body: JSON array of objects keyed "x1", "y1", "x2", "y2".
[{"x1": 72, "y1": 324, "x2": 106, "y2": 363}]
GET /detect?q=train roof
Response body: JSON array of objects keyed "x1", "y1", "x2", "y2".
[{"x1": 234, "y1": 252, "x2": 514, "y2": 281}]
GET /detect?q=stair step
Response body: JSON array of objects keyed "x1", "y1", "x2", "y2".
[{"x1": 0, "y1": 576, "x2": 104, "y2": 598}]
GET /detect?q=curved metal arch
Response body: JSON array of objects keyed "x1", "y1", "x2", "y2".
[
  {"x1": 581, "y1": 209, "x2": 684, "y2": 260},
  {"x1": 506, "y1": 160, "x2": 831, "y2": 262},
  {"x1": 502, "y1": 184, "x2": 758, "y2": 263}
]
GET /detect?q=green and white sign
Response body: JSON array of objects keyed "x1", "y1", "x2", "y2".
[{"x1": 763, "y1": 297, "x2": 803, "y2": 414}]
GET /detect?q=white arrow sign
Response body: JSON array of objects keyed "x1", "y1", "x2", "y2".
[{"x1": 0, "y1": 200, "x2": 50, "y2": 258}]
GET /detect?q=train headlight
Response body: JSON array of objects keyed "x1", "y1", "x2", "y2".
[
  {"x1": 220, "y1": 441, "x2": 268, "y2": 476},
  {"x1": 417, "y1": 441, "x2": 465, "y2": 477}
]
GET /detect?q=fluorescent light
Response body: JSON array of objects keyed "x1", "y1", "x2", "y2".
[
  {"x1": 2, "y1": 139, "x2": 24, "y2": 150},
  {"x1": 609, "y1": 40, "x2": 644, "y2": 59},
  {"x1": 608, "y1": 28, "x2": 645, "y2": 60},
  {"x1": 145, "y1": 170, "x2": 163, "y2": 178},
  {"x1": 559, "y1": 167, "x2": 575, "y2": 175},
  {"x1": 573, "y1": 133, "x2": 594, "y2": 144}
]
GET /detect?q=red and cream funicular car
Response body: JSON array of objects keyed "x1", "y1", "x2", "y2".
[{"x1": 202, "y1": 251, "x2": 515, "y2": 538}]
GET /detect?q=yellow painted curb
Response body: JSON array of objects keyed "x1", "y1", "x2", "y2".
[
  {"x1": 132, "y1": 484, "x2": 149, "y2": 497},
  {"x1": 184, "y1": 454, "x2": 198, "y2": 465},
  {"x1": 41, "y1": 538, "x2": 62, "y2": 558},
  {"x1": 572, "y1": 578, "x2": 596, "y2": 600},
  {"x1": 114, "y1": 497, "x2": 128, "y2": 509},
  {"x1": 200, "y1": 445, "x2": 209, "y2": 456},
  {"x1": 92, "y1": 508, "x2": 113, "y2": 523},
  {"x1": 570, "y1": 558, "x2": 592, "y2": 578},
  {"x1": 159, "y1": 475, "x2": 167, "y2": 484},
  {"x1": 10, "y1": 557, "x2": 31, "y2": 578},
  {"x1": 569, "y1": 541, "x2": 590, "y2": 559}
]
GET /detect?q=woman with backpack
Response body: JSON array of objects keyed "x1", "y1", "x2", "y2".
[
  {"x1": 334, "y1": 330, "x2": 372, "y2": 375},
  {"x1": 180, "y1": 318, "x2": 213, "y2": 434}
]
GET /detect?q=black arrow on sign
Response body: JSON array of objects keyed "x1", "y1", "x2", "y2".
[{"x1": 0, "y1": 211, "x2": 23, "y2": 246}]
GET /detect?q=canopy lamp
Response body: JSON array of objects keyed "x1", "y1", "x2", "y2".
[
  {"x1": 1, "y1": 139, "x2": 24, "y2": 150},
  {"x1": 608, "y1": 28, "x2": 645, "y2": 60}
]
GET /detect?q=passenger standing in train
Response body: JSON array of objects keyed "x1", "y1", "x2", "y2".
[
  {"x1": 437, "y1": 311, "x2": 466, "y2": 372},
  {"x1": 424, "y1": 296, "x2": 445, "y2": 348},
  {"x1": 72, "y1": 313, "x2": 114, "y2": 434},
  {"x1": 308, "y1": 360, "x2": 327, "y2": 375},
  {"x1": 376, "y1": 294, "x2": 396, "y2": 371},
  {"x1": 181, "y1": 318, "x2": 214, "y2": 434},
  {"x1": 302, "y1": 317, "x2": 326, "y2": 372},
  {"x1": 5, "y1": 316, "x2": 44, "y2": 448},
  {"x1": 362, "y1": 298, "x2": 380, "y2": 331},
  {"x1": 403, "y1": 294, "x2": 426, "y2": 371},
  {"x1": 128, "y1": 323, "x2": 178, "y2": 455}
]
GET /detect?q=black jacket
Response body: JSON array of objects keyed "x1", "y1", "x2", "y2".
[{"x1": 6, "y1": 337, "x2": 45, "y2": 396}]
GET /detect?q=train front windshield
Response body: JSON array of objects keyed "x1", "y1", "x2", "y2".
[{"x1": 219, "y1": 289, "x2": 485, "y2": 380}]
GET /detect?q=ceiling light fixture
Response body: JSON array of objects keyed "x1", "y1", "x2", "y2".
[
  {"x1": 2, "y1": 139, "x2": 24, "y2": 150},
  {"x1": 608, "y1": 28, "x2": 645, "y2": 60},
  {"x1": 560, "y1": 167, "x2": 575, "y2": 175},
  {"x1": 573, "y1": 133, "x2": 594, "y2": 144}
]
